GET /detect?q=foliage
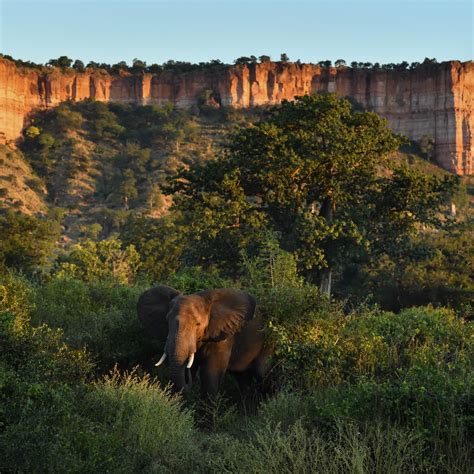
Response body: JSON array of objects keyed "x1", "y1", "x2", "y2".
[
  {"x1": 0, "y1": 275, "x2": 196, "y2": 472},
  {"x1": 0, "y1": 271, "x2": 473, "y2": 472},
  {"x1": 83, "y1": 369, "x2": 198, "y2": 472},
  {"x1": 206, "y1": 419, "x2": 425, "y2": 474},
  {"x1": 29, "y1": 278, "x2": 151, "y2": 370},
  {"x1": 55, "y1": 238, "x2": 141, "y2": 285},
  {"x1": 167, "y1": 266, "x2": 232, "y2": 294},
  {"x1": 0, "y1": 210, "x2": 60, "y2": 274},
  {"x1": 120, "y1": 214, "x2": 185, "y2": 282},
  {"x1": 168, "y1": 94, "x2": 457, "y2": 288},
  {"x1": 0, "y1": 273, "x2": 94, "y2": 472},
  {"x1": 268, "y1": 303, "x2": 473, "y2": 387},
  {"x1": 240, "y1": 231, "x2": 303, "y2": 290},
  {"x1": 341, "y1": 225, "x2": 474, "y2": 314},
  {"x1": 47, "y1": 56, "x2": 73, "y2": 69}
]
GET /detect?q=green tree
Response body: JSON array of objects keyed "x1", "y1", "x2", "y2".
[
  {"x1": 120, "y1": 215, "x2": 184, "y2": 281},
  {"x1": 168, "y1": 94, "x2": 457, "y2": 293},
  {"x1": 38, "y1": 132, "x2": 55, "y2": 150},
  {"x1": 280, "y1": 53, "x2": 289, "y2": 62},
  {"x1": 55, "y1": 104, "x2": 83, "y2": 131},
  {"x1": 72, "y1": 59, "x2": 85, "y2": 72},
  {"x1": 318, "y1": 60, "x2": 332, "y2": 68},
  {"x1": 118, "y1": 169, "x2": 138, "y2": 209},
  {"x1": 112, "y1": 61, "x2": 129, "y2": 72},
  {"x1": 132, "y1": 58, "x2": 147, "y2": 72},
  {"x1": 55, "y1": 238, "x2": 140, "y2": 285},
  {"x1": 0, "y1": 211, "x2": 60, "y2": 274},
  {"x1": 234, "y1": 56, "x2": 253, "y2": 65},
  {"x1": 47, "y1": 56, "x2": 73, "y2": 69}
]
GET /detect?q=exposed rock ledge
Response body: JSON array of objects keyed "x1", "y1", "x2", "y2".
[{"x1": 0, "y1": 59, "x2": 472, "y2": 174}]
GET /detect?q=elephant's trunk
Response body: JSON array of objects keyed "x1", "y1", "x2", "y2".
[
  {"x1": 167, "y1": 335, "x2": 195, "y2": 394},
  {"x1": 169, "y1": 361, "x2": 186, "y2": 393}
]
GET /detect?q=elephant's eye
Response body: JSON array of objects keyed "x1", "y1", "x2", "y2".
[{"x1": 196, "y1": 322, "x2": 201, "y2": 326}]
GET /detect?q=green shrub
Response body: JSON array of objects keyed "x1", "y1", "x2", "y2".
[
  {"x1": 166, "y1": 266, "x2": 232, "y2": 293},
  {"x1": 82, "y1": 369, "x2": 199, "y2": 472},
  {"x1": 342, "y1": 228, "x2": 474, "y2": 314},
  {"x1": 0, "y1": 211, "x2": 60, "y2": 274},
  {"x1": 30, "y1": 278, "x2": 153, "y2": 370},
  {"x1": 120, "y1": 214, "x2": 185, "y2": 282},
  {"x1": 268, "y1": 304, "x2": 473, "y2": 387},
  {"x1": 0, "y1": 274, "x2": 198, "y2": 472},
  {"x1": 0, "y1": 271, "x2": 33, "y2": 327},
  {"x1": 55, "y1": 238, "x2": 141, "y2": 285},
  {"x1": 0, "y1": 274, "x2": 95, "y2": 472}
]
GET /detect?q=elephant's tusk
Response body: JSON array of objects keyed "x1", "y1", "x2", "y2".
[
  {"x1": 155, "y1": 352, "x2": 167, "y2": 366},
  {"x1": 186, "y1": 352, "x2": 195, "y2": 369}
]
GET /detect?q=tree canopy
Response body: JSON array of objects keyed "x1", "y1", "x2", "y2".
[
  {"x1": 0, "y1": 211, "x2": 60, "y2": 274},
  {"x1": 167, "y1": 94, "x2": 458, "y2": 290}
]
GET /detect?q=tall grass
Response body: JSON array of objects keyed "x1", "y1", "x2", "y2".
[{"x1": 84, "y1": 369, "x2": 199, "y2": 473}]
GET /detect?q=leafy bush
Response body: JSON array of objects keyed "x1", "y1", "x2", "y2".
[
  {"x1": 252, "y1": 389, "x2": 472, "y2": 472},
  {"x1": 55, "y1": 238, "x2": 141, "y2": 285},
  {"x1": 346, "y1": 228, "x2": 474, "y2": 315},
  {"x1": 0, "y1": 274, "x2": 94, "y2": 472},
  {"x1": 1, "y1": 271, "x2": 473, "y2": 471},
  {"x1": 269, "y1": 304, "x2": 473, "y2": 387},
  {"x1": 0, "y1": 210, "x2": 60, "y2": 274},
  {"x1": 166, "y1": 266, "x2": 232, "y2": 293},
  {"x1": 30, "y1": 278, "x2": 152, "y2": 371},
  {"x1": 0, "y1": 273, "x2": 198, "y2": 473},
  {"x1": 120, "y1": 214, "x2": 185, "y2": 282},
  {"x1": 82, "y1": 369, "x2": 199, "y2": 472}
]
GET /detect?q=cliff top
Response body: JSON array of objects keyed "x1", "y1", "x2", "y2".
[{"x1": 1, "y1": 53, "x2": 471, "y2": 78}]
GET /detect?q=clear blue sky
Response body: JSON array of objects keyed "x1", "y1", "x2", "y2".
[{"x1": 1, "y1": 0, "x2": 472, "y2": 65}]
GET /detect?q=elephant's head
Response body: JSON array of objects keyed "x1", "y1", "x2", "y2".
[{"x1": 137, "y1": 285, "x2": 256, "y2": 393}]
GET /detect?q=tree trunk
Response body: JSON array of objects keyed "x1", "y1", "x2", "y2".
[
  {"x1": 319, "y1": 196, "x2": 334, "y2": 297},
  {"x1": 319, "y1": 268, "x2": 332, "y2": 297}
]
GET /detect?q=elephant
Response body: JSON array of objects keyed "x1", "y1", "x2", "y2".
[{"x1": 137, "y1": 285, "x2": 273, "y2": 398}]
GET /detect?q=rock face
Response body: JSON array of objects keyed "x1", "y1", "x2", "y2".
[{"x1": 1, "y1": 58, "x2": 472, "y2": 174}]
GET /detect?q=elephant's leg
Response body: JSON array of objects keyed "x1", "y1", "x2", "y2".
[
  {"x1": 234, "y1": 370, "x2": 253, "y2": 393},
  {"x1": 233, "y1": 371, "x2": 256, "y2": 413},
  {"x1": 199, "y1": 344, "x2": 232, "y2": 399},
  {"x1": 252, "y1": 344, "x2": 274, "y2": 394}
]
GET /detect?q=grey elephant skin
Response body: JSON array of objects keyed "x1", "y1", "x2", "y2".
[{"x1": 137, "y1": 285, "x2": 273, "y2": 397}]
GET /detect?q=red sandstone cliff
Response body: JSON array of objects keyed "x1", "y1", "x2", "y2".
[{"x1": 0, "y1": 59, "x2": 472, "y2": 174}]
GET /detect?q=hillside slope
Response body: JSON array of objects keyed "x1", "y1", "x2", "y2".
[{"x1": 1, "y1": 100, "x2": 471, "y2": 242}]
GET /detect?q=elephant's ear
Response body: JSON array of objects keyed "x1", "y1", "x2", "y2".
[
  {"x1": 202, "y1": 289, "x2": 256, "y2": 342},
  {"x1": 137, "y1": 285, "x2": 181, "y2": 342}
]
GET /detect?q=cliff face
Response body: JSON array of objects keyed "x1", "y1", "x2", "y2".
[{"x1": 1, "y1": 59, "x2": 472, "y2": 174}]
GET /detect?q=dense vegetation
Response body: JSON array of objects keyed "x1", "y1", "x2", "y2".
[
  {"x1": 1, "y1": 52, "x2": 442, "y2": 73},
  {"x1": 1, "y1": 94, "x2": 473, "y2": 472}
]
